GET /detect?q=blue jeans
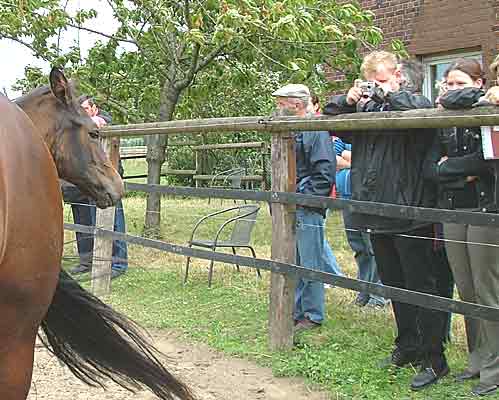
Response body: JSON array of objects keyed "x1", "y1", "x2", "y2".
[
  {"x1": 342, "y1": 208, "x2": 386, "y2": 306},
  {"x1": 294, "y1": 207, "x2": 342, "y2": 324},
  {"x1": 71, "y1": 198, "x2": 128, "y2": 272},
  {"x1": 112, "y1": 200, "x2": 128, "y2": 272}
]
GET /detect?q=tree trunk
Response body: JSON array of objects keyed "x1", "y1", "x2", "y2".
[{"x1": 144, "y1": 84, "x2": 181, "y2": 238}]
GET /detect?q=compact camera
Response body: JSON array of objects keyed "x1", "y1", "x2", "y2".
[
  {"x1": 355, "y1": 80, "x2": 385, "y2": 104},
  {"x1": 356, "y1": 80, "x2": 377, "y2": 98}
]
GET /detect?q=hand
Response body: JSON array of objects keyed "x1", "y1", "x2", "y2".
[
  {"x1": 484, "y1": 86, "x2": 499, "y2": 105},
  {"x1": 466, "y1": 176, "x2": 478, "y2": 183},
  {"x1": 346, "y1": 83, "x2": 363, "y2": 105},
  {"x1": 91, "y1": 115, "x2": 107, "y2": 128},
  {"x1": 437, "y1": 156, "x2": 448, "y2": 166}
]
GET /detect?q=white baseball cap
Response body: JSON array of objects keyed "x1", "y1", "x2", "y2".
[{"x1": 272, "y1": 84, "x2": 311, "y2": 98}]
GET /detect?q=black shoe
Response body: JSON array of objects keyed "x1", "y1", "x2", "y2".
[
  {"x1": 411, "y1": 363, "x2": 449, "y2": 391},
  {"x1": 111, "y1": 269, "x2": 126, "y2": 280},
  {"x1": 354, "y1": 294, "x2": 369, "y2": 307},
  {"x1": 379, "y1": 347, "x2": 422, "y2": 368},
  {"x1": 471, "y1": 383, "x2": 498, "y2": 396},
  {"x1": 455, "y1": 369, "x2": 479, "y2": 383},
  {"x1": 70, "y1": 264, "x2": 91, "y2": 275},
  {"x1": 293, "y1": 318, "x2": 321, "y2": 334}
]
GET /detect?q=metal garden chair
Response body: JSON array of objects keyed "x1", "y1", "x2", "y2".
[
  {"x1": 207, "y1": 168, "x2": 245, "y2": 205},
  {"x1": 184, "y1": 204, "x2": 261, "y2": 287}
]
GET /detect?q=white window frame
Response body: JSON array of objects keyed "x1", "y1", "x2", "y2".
[{"x1": 422, "y1": 51, "x2": 483, "y2": 102}]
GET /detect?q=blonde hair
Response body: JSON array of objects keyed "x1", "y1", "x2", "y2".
[{"x1": 360, "y1": 51, "x2": 398, "y2": 79}]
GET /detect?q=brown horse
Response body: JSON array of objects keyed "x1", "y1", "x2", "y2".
[{"x1": 0, "y1": 68, "x2": 193, "y2": 400}]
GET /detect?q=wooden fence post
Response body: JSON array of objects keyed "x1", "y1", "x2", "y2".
[
  {"x1": 91, "y1": 137, "x2": 119, "y2": 296},
  {"x1": 269, "y1": 131, "x2": 296, "y2": 350}
]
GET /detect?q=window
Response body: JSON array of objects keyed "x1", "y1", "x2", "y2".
[{"x1": 422, "y1": 51, "x2": 483, "y2": 103}]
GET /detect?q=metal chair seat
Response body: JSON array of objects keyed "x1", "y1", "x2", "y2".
[{"x1": 184, "y1": 204, "x2": 261, "y2": 286}]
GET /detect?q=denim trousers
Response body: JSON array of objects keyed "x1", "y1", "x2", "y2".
[
  {"x1": 294, "y1": 207, "x2": 342, "y2": 324},
  {"x1": 71, "y1": 198, "x2": 128, "y2": 272},
  {"x1": 342, "y1": 209, "x2": 385, "y2": 306}
]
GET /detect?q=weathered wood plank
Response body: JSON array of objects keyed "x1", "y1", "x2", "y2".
[
  {"x1": 192, "y1": 141, "x2": 265, "y2": 150},
  {"x1": 91, "y1": 137, "x2": 117, "y2": 296},
  {"x1": 101, "y1": 107, "x2": 499, "y2": 137},
  {"x1": 91, "y1": 207, "x2": 115, "y2": 296},
  {"x1": 269, "y1": 132, "x2": 296, "y2": 351},
  {"x1": 193, "y1": 174, "x2": 263, "y2": 181}
]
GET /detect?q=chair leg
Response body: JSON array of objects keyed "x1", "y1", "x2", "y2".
[
  {"x1": 231, "y1": 247, "x2": 240, "y2": 272},
  {"x1": 184, "y1": 244, "x2": 193, "y2": 284},
  {"x1": 208, "y1": 248, "x2": 216, "y2": 287},
  {"x1": 184, "y1": 256, "x2": 191, "y2": 284},
  {"x1": 249, "y1": 246, "x2": 261, "y2": 278}
]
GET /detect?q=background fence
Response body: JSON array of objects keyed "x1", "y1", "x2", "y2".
[{"x1": 70, "y1": 105, "x2": 499, "y2": 350}]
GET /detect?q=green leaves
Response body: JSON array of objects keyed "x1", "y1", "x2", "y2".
[{"x1": 2, "y1": 0, "x2": 391, "y2": 123}]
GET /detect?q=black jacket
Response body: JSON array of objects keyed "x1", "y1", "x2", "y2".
[
  {"x1": 295, "y1": 131, "x2": 336, "y2": 215},
  {"x1": 323, "y1": 90, "x2": 437, "y2": 233},
  {"x1": 425, "y1": 88, "x2": 496, "y2": 212}
]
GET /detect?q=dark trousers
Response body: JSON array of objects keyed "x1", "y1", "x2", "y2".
[
  {"x1": 371, "y1": 225, "x2": 449, "y2": 359},
  {"x1": 72, "y1": 201, "x2": 95, "y2": 268},
  {"x1": 71, "y1": 199, "x2": 128, "y2": 271}
]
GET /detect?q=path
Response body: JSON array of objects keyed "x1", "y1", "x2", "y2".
[{"x1": 28, "y1": 331, "x2": 330, "y2": 400}]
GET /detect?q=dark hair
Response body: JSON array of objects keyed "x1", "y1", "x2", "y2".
[
  {"x1": 78, "y1": 95, "x2": 95, "y2": 106},
  {"x1": 399, "y1": 59, "x2": 424, "y2": 93},
  {"x1": 311, "y1": 94, "x2": 320, "y2": 106},
  {"x1": 444, "y1": 58, "x2": 485, "y2": 85}
]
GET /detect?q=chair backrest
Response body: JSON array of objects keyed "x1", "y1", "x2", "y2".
[
  {"x1": 230, "y1": 205, "x2": 260, "y2": 245},
  {"x1": 224, "y1": 168, "x2": 244, "y2": 189},
  {"x1": 229, "y1": 174, "x2": 242, "y2": 189}
]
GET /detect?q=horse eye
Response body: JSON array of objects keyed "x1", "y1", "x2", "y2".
[{"x1": 89, "y1": 130, "x2": 100, "y2": 139}]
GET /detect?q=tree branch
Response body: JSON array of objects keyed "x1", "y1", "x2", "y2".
[
  {"x1": 66, "y1": 22, "x2": 138, "y2": 46},
  {"x1": 175, "y1": 42, "x2": 200, "y2": 90},
  {"x1": 79, "y1": 80, "x2": 141, "y2": 123},
  {"x1": 183, "y1": 0, "x2": 192, "y2": 29},
  {"x1": 195, "y1": 44, "x2": 224, "y2": 73},
  {"x1": 0, "y1": 34, "x2": 50, "y2": 61}
]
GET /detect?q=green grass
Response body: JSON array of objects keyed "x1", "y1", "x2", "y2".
[{"x1": 63, "y1": 197, "x2": 474, "y2": 400}]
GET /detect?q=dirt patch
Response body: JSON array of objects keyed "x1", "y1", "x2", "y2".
[{"x1": 28, "y1": 331, "x2": 330, "y2": 400}]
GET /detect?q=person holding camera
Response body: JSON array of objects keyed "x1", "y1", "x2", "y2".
[
  {"x1": 425, "y1": 59, "x2": 499, "y2": 397},
  {"x1": 324, "y1": 51, "x2": 449, "y2": 390}
]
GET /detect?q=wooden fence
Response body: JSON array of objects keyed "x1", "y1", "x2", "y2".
[
  {"x1": 76, "y1": 106, "x2": 499, "y2": 350},
  {"x1": 120, "y1": 141, "x2": 267, "y2": 188}
]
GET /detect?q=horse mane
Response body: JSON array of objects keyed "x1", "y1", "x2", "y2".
[{"x1": 14, "y1": 85, "x2": 52, "y2": 107}]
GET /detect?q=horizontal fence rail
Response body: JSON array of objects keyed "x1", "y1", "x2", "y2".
[
  {"x1": 125, "y1": 183, "x2": 499, "y2": 228},
  {"x1": 93, "y1": 106, "x2": 499, "y2": 349},
  {"x1": 101, "y1": 107, "x2": 499, "y2": 137},
  {"x1": 63, "y1": 222, "x2": 499, "y2": 322}
]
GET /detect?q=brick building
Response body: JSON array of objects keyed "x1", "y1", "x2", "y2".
[{"x1": 340, "y1": 0, "x2": 499, "y2": 101}]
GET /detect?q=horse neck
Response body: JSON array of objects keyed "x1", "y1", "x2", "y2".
[{"x1": 16, "y1": 92, "x2": 58, "y2": 154}]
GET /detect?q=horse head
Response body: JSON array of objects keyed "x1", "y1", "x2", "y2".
[{"x1": 16, "y1": 68, "x2": 124, "y2": 208}]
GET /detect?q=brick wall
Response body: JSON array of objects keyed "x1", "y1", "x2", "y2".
[
  {"x1": 359, "y1": 0, "x2": 422, "y2": 49},
  {"x1": 328, "y1": 0, "x2": 499, "y2": 86},
  {"x1": 409, "y1": 0, "x2": 497, "y2": 80}
]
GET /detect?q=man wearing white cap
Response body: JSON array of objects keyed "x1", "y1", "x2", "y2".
[{"x1": 271, "y1": 83, "x2": 339, "y2": 333}]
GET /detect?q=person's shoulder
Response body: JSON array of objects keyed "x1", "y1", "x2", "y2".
[{"x1": 98, "y1": 110, "x2": 112, "y2": 124}]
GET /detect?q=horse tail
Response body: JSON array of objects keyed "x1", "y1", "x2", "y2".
[{"x1": 40, "y1": 270, "x2": 194, "y2": 400}]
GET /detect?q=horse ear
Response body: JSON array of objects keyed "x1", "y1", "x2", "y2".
[{"x1": 49, "y1": 67, "x2": 72, "y2": 106}]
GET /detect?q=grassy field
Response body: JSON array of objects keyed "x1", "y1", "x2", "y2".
[{"x1": 63, "y1": 191, "x2": 476, "y2": 400}]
